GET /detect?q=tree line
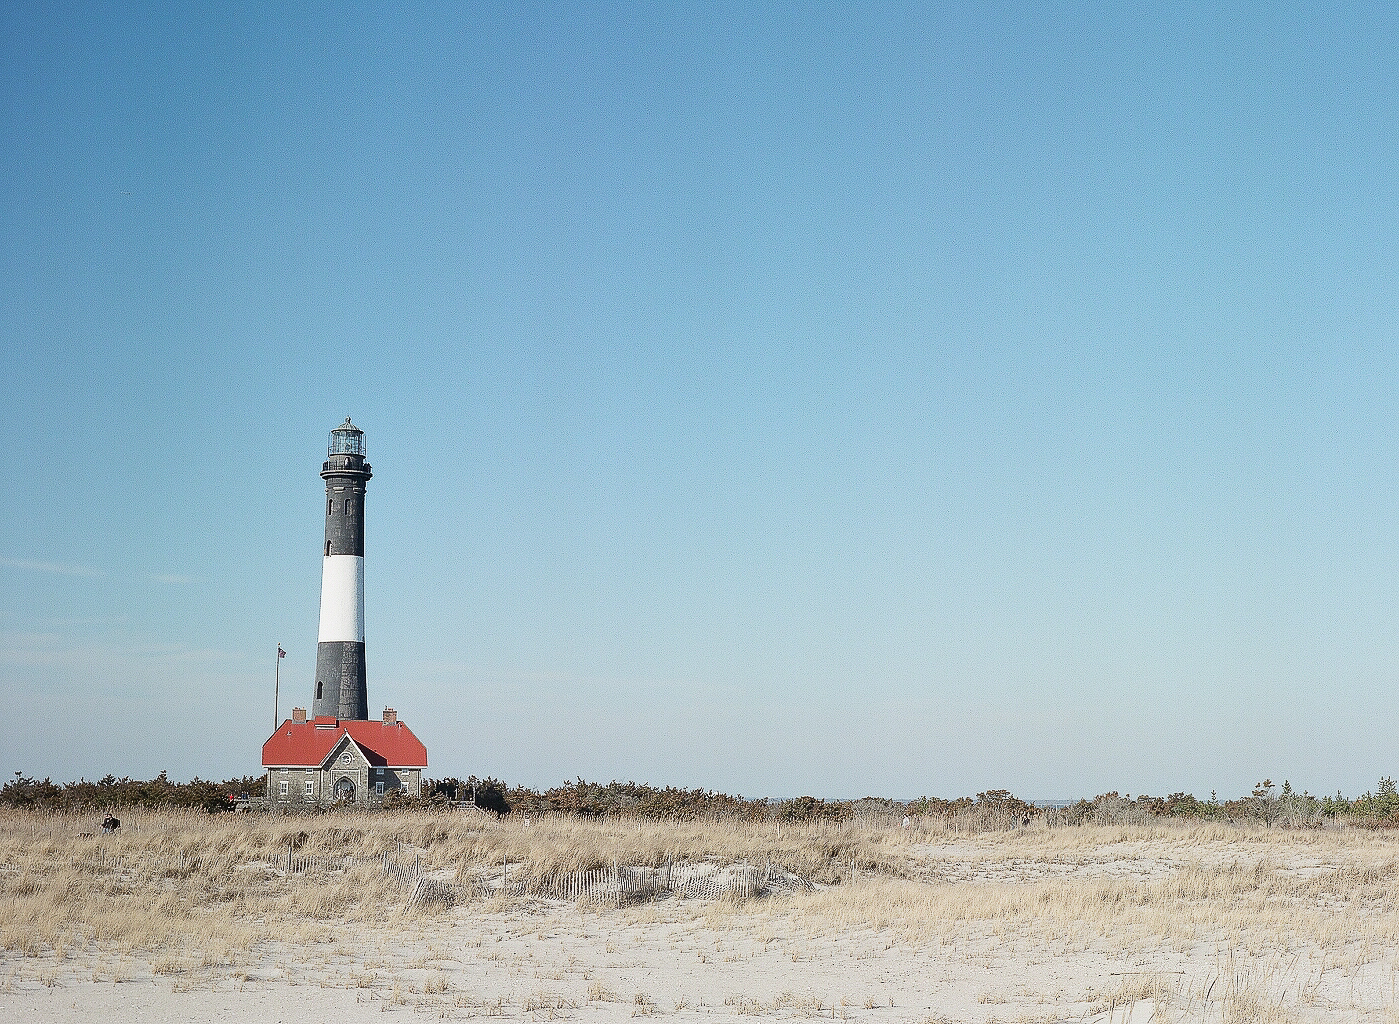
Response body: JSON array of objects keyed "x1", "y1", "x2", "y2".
[
  {"x1": 7, "y1": 770, "x2": 1399, "y2": 826},
  {"x1": 0, "y1": 771, "x2": 264, "y2": 814}
]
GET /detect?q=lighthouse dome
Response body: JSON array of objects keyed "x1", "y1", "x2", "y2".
[{"x1": 328, "y1": 418, "x2": 366, "y2": 457}]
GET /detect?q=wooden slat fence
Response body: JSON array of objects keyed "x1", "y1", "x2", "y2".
[{"x1": 474, "y1": 860, "x2": 814, "y2": 905}]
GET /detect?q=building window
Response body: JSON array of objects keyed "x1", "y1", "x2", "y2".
[
  {"x1": 279, "y1": 780, "x2": 288, "y2": 797},
  {"x1": 325, "y1": 540, "x2": 331, "y2": 556},
  {"x1": 375, "y1": 781, "x2": 384, "y2": 797},
  {"x1": 316, "y1": 681, "x2": 323, "y2": 700},
  {"x1": 305, "y1": 780, "x2": 314, "y2": 797}
]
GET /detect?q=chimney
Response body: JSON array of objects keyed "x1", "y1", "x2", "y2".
[
  {"x1": 292, "y1": 707, "x2": 307, "y2": 724},
  {"x1": 383, "y1": 707, "x2": 397, "y2": 724}
]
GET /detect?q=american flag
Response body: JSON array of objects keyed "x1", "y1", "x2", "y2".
[{"x1": 278, "y1": 646, "x2": 286, "y2": 659}]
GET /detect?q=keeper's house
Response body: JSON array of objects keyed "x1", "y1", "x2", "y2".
[{"x1": 262, "y1": 707, "x2": 427, "y2": 807}]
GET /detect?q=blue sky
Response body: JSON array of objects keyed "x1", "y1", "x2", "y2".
[{"x1": 4, "y1": 3, "x2": 1399, "y2": 800}]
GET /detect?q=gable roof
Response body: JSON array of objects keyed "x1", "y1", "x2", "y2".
[
  {"x1": 263, "y1": 716, "x2": 428, "y2": 769},
  {"x1": 322, "y1": 732, "x2": 371, "y2": 770}
]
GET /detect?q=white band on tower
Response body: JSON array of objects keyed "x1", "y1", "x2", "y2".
[{"x1": 317, "y1": 555, "x2": 365, "y2": 642}]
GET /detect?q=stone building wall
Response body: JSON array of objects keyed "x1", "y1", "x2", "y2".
[{"x1": 265, "y1": 764, "x2": 419, "y2": 806}]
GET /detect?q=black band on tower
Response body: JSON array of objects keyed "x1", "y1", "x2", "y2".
[
  {"x1": 313, "y1": 641, "x2": 368, "y2": 720},
  {"x1": 322, "y1": 465, "x2": 369, "y2": 556}
]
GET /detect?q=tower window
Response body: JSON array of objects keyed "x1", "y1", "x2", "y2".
[
  {"x1": 328, "y1": 498, "x2": 333, "y2": 515},
  {"x1": 325, "y1": 540, "x2": 331, "y2": 556},
  {"x1": 316, "y1": 681, "x2": 323, "y2": 700}
]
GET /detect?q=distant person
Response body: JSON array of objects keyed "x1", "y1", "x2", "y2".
[
  {"x1": 902, "y1": 815, "x2": 911, "y2": 829},
  {"x1": 101, "y1": 814, "x2": 120, "y2": 833}
]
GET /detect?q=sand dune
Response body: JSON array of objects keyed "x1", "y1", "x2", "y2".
[{"x1": 3, "y1": 811, "x2": 1398, "y2": 1021}]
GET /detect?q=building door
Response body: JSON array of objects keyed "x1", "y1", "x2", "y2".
[{"x1": 333, "y1": 777, "x2": 355, "y2": 802}]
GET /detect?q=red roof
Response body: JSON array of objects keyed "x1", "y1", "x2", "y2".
[{"x1": 262, "y1": 717, "x2": 428, "y2": 768}]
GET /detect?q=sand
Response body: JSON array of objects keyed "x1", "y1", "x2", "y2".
[
  {"x1": 0, "y1": 898, "x2": 1180, "y2": 1023},
  {"x1": 5, "y1": 824, "x2": 1399, "y2": 1022}
]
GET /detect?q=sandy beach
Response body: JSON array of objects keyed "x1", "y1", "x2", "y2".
[{"x1": 4, "y1": 814, "x2": 1399, "y2": 1022}]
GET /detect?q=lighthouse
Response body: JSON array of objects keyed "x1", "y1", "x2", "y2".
[
  {"x1": 311, "y1": 418, "x2": 372, "y2": 720},
  {"x1": 261, "y1": 418, "x2": 428, "y2": 808}
]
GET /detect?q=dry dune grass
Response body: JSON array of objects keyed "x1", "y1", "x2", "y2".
[
  {"x1": 0, "y1": 808, "x2": 914, "y2": 967},
  {"x1": 0, "y1": 809, "x2": 445, "y2": 966},
  {"x1": 4, "y1": 807, "x2": 1399, "y2": 1021},
  {"x1": 762, "y1": 856, "x2": 1399, "y2": 950},
  {"x1": 438, "y1": 811, "x2": 918, "y2": 880},
  {"x1": 720, "y1": 822, "x2": 1399, "y2": 958}
]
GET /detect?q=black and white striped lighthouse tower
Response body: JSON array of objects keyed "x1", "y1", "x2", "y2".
[{"x1": 311, "y1": 418, "x2": 372, "y2": 721}]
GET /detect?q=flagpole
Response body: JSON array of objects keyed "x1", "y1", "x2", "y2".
[{"x1": 274, "y1": 643, "x2": 281, "y2": 733}]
